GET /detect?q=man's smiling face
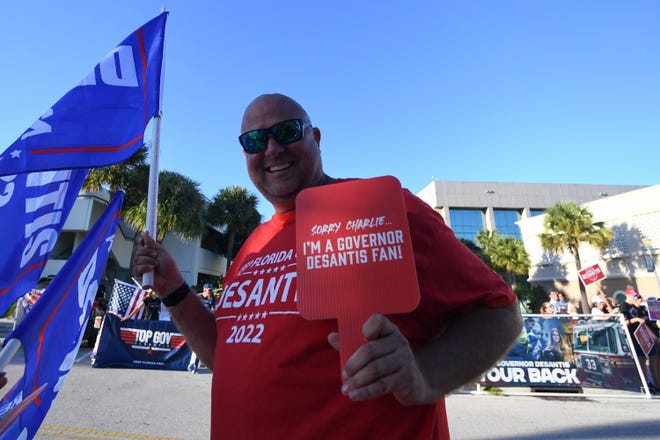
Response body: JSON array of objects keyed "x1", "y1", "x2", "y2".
[{"x1": 242, "y1": 94, "x2": 324, "y2": 214}]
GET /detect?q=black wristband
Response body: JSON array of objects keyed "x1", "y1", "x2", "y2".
[{"x1": 162, "y1": 282, "x2": 190, "y2": 307}]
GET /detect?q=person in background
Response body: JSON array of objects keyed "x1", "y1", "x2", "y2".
[
  {"x1": 590, "y1": 295, "x2": 609, "y2": 316},
  {"x1": 540, "y1": 302, "x2": 555, "y2": 315},
  {"x1": 558, "y1": 292, "x2": 579, "y2": 314},
  {"x1": 188, "y1": 283, "x2": 216, "y2": 373},
  {"x1": 122, "y1": 289, "x2": 161, "y2": 321},
  {"x1": 555, "y1": 291, "x2": 569, "y2": 314},
  {"x1": 199, "y1": 283, "x2": 216, "y2": 311},
  {"x1": 608, "y1": 295, "x2": 621, "y2": 314},
  {"x1": 13, "y1": 288, "x2": 44, "y2": 330},
  {"x1": 132, "y1": 93, "x2": 522, "y2": 439},
  {"x1": 548, "y1": 290, "x2": 561, "y2": 313},
  {"x1": 620, "y1": 287, "x2": 660, "y2": 394},
  {"x1": 595, "y1": 291, "x2": 615, "y2": 313}
]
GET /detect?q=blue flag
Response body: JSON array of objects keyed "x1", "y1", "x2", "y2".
[
  {"x1": 0, "y1": 11, "x2": 168, "y2": 315},
  {"x1": 0, "y1": 169, "x2": 88, "y2": 316},
  {"x1": 0, "y1": 12, "x2": 167, "y2": 176},
  {"x1": 0, "y1": 191, "x2": 124, "y2": 440}
]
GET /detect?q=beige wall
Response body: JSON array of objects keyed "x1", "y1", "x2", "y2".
[{"x1": 518, "y1": 185, "x2": 660, "y2": 302}]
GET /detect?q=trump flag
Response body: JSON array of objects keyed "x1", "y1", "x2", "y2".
[
  {"x1": 0, "y1": 169, "x2": 88, "y2": 316},
  {"x1": 0, "y1": 191, "x2": 124, "y2": 440},
  {"x1": 0, "y1": 11, "x2": 167, "y2": 176},
  {"x1": 0, "y1": 11, "x2": 167, "y2": 315}
]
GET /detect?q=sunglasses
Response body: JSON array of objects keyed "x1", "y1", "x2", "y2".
[{"x1": 238, "y1": 119, "x2": 311, "y2": 154}]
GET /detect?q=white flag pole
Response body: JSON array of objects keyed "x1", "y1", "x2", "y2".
[
  {"x1": 131, "y1": 277, "x2": 145, "y2": 289},
  {"x1": 142, "y1": 8, "x2": 167, "y2": 289},
  {"x1": 142, "y1": 115, "x2": 161, "y2": 289},
  {"x1": 0, "y1": 338, "x2": 21, "y2": 371}
]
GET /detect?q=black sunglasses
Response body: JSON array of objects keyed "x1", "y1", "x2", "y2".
[{"x1": 238, "y1": 119, "x2": 311, "y2": 154}]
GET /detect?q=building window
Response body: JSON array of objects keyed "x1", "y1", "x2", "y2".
[
  {"x1": 530, "y1": 209, "x2": 545, "y2": 217},
  {"x1": 51, "y1": 232, "x2": 75, "y2": 259},
  {"x1": 201, "y1": 227, "x2": 224, "y2": 254},
  {"x1": 602, "y1": 224, "x2": 629, "y2": 258},
  {"x1": 494, "y1": 209, "x2": 522, "y2": 239},
  {"x1": 449, "y1": 208, "x2": 485, "y2": 243}
]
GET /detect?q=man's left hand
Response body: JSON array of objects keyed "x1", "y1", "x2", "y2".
[{"x1": 328, "y1": 314, "x2": 432, "y2": 405}]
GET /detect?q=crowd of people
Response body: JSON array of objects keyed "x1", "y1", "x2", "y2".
[
  {"x1": 537, "y1": 287, "x2": 660, "y2": 394},
  {"x1": 619, "y1": 288, "x2": 660, "y2": 394},
  {"x1": 539, "y1": 290, "x2": 578, "y2": 314}
]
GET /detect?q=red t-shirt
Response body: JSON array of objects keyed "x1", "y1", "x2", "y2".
[{"x1": 211, "y1": 188, "x2": 516, "y2": 439}]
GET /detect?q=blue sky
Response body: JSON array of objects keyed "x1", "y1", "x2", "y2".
[{"x1": 1, "y1": 1, "x2": 659, "y2": 220}]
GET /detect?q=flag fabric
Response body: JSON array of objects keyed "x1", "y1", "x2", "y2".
[
  {"x1": 0, "y1": 191, "x2": 124, "y2": 440},
  {"x1": 0, "y1": 10, "x2": 168, "y2": 316},
  {"x1": 0, "y1": 169, "x2": 88, "y2": 316},
  {"x1": 0, "y1": 11, "x2": 167, "y2": 176},
  {"x1": 107, "y1": 280, "x2": 147, "y2": 319}
]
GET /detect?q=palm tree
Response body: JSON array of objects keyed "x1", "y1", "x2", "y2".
[
  {"x1": 538, "y1": 202, "x2": 613, "y2": 313},
  {"x1": 206, "y1": 186, "x2": 262, "y2": 272},
  {"x1": 476, "y1": 230, "x2": 497, "y2": 253},
  {"x1": 122, "y1": 170, "x2": 207, "y2": 242},
  {"x1": 83, "y1": 147, "x2": 149, "y2": 208},
  {"x1": 476, "y1": 230, "x2": 530, "y2": 287},
  {"x1": 84, "y1": 148, "x2": 206, "y2": 242}
]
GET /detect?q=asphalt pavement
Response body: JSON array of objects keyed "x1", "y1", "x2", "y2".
[{"x1": 1, "y1": 317, "x2": 659, "y2": 439}]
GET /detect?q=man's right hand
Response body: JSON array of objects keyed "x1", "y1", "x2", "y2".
[{"x1": 132, "y1": 233, "x2": 184, "y2": 297}]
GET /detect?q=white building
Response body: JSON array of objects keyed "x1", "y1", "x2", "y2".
[
  {"x1": 45, "y1": 189, "x2": 227, "y2": 293},
  {"x1": 417, "y1": 180, "x2": 642, "y2": 242},
  {"x1": 416, "y1": 180, "x2": 659, "y2": 302}
]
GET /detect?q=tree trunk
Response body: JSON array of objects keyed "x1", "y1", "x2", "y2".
[
  {"x1": 224, "y1": 229, "x2": 236, "y2": 274},
  {"x1": 573, "y1": 250, "x2": 589, "y2": 314},
  {"x1": 506, "y1": 271, "x2": 515, "y2": 288}
]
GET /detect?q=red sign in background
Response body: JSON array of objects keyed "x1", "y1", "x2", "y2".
[
  {"x1": 296, "y1": 176, "x2": 420, "y2": 371},
  {"x1": 634, "y1": 323, "x2": 657, "y2": 357},
  {"x1": 647, "y1": 299, "x2": 660, "y2": 321},
  {"x1": 578, "y1": 263, "x2": 605, "y2": 286}
]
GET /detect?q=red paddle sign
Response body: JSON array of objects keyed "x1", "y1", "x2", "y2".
[{"x1": 296, "y1": 176, "x2": 420, "y2": 371}]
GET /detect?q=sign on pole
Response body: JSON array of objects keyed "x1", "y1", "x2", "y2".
[
  {"x1": 578, "y1": 263, "x2": 605, "y2": 286},
  {"x1": 646, "y1": 299, "x2": 660, "y2": 321},
  {"x1": 634, "y1": 323, "x2": 657, "y2": 358}
]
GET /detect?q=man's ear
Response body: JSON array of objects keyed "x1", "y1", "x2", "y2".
[{"x1": 313, "y1": 127, "x2": 321, "y2": 145}]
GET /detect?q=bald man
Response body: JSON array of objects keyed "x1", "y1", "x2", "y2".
[{"x1": 133, "y1": 93, "x2": 522, "y2": 439}]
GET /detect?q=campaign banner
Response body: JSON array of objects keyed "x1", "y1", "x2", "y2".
[
  {"x1": 91, "y1": 313, "x2": 191, "y2": 370},
  {"x1": 481, "y1": 315, "x2": 643, "y2": 393}
]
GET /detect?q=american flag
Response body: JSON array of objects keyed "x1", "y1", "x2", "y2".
[{"x1": 107, "y1": 279, "x2": 147, "y2": 319}]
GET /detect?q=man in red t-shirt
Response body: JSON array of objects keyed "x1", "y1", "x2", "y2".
[{"x1": 133, "y1": 93, "x2": 522, "y2": 439}]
